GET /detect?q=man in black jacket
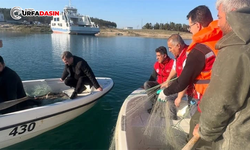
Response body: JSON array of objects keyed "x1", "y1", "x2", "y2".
[
  {"x1": 0, "y1": 56, "x2": 28, "y2": 114},
  {"x1": 60, "y1": 51, "x2": 102, "y2": 99},
  {"x1": 0, "y1": 56, "x2": 26, "y2": 103}
]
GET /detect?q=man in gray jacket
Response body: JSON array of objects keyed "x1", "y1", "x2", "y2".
[{"x1": 193, "y1": 0, "x2": 250, "y2": 149}]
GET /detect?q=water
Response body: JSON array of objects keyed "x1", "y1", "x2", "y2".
[{"x1": 0, "y1": 31, "x2": 191, "y2": 149}]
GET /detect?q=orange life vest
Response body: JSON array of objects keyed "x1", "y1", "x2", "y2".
[
  {"x1": 154, "y1": 58, "x2": 174, "y2": 84},
  {"x1": 187, "y1": 20, "x2": 223, "y2": 99}
]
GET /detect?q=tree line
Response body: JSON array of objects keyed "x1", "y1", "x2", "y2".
[
  {"x1": 143, "y1": 22, "x2": 189, "y2": 32},
  {"x1": 0, "y1": 8, "x2": 117, "y2": 28},
  {"x1": 90, "y1": 18, "x2": 117, "y2": 28}
]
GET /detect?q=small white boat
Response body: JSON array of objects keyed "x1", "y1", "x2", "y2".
[
  {"x1": 0, "y1": 77, "x2": 113, "y2": 149},
  {"x1": 50, "y1": 3, "x2": 100, "y2": 35},
  {"x1": 114, "y1": 88, "x2": 191, "y2": 150}
]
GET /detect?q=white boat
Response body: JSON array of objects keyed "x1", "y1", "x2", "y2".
[
  {"x1": 50, "y1": 3, "x2": 100, "y2": 35},
  {"x1": 0, "y1": 77, "x2": 113, "y2": 149},
  {"x1": 114, "y1": 88, "x2": 191, "y2": 150}
]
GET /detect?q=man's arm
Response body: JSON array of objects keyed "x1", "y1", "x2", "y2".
[
  {"x1": 163, "y1": 49, "x2": 205, "y2": 96},
  {"x1": 148, "y1": 69, "x2": 157, "y2": 81},
  {"x1": 161, "y1": 68, "x2": 177, "y2": 88},
  {"x1": 80, "y1": 61, "x2": 101, "y2": 89},
  {"x1": 61, "y1": 66, "x2": 69, "y2": 81},
  {"x1": 199, "y1": 49, "x2": 249, "y2": 141},
  {"x1": 175, "y1": 87, "x2": 187, "y2": 107},
  {"x1": 6, "y1": 72, "x2": 19, "y2": 100}
]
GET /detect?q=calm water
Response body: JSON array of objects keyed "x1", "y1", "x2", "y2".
[{"x1": 0, "y1": 32, "x2": 191, "y2": 150}]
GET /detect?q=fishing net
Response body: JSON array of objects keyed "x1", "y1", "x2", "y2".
[
  {"x1": 143, "y1": 93, "x2": 189, "y2": 150},
  {"x1": 25, "y1": 82, "x2": 52, "y2": 97},
  {"x1": 110, "y1": 79, "x2": 192, "y2": 150},
  {"x1": 24, "y1": 81, "x2": 69, "y2": 106},
  {"x1": 33, "y1": 92, "x2": 69, "y2": 105}
]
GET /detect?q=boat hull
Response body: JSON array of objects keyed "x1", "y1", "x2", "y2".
[
  {"x1": 0, "y1": 77, "x2": 113, "y2": 149},
  {"x1": 51, "y1": 26, "x2": 100, "y2": 35}
]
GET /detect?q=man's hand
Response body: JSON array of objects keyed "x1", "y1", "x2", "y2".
[
  {"x1": 174, "y1": 97, "x2": 182, "y2": 107},
  {"x1": 157, "y1": 89, "x2": 167, "y2": 102},
  {"x1": 193, "y1": 124, "x2": 200, "y2": 138},
  {"x1": 97, "y1": 87, "x2": 103, "y2": 91},
  {"x1": 160, "y1": 82, "x2": 169, "y2": 88},
  {"x1": 60, "y1": 78, "x2": 64, "y2": 82}
]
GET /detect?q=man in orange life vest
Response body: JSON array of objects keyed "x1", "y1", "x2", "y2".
[
  {"x1": 157, "y1": 5, "x2": 222, "y2": 149},
  {"x1": 161, "y1": 34, "x2": 198, "y2": 116},
  {"x1": 143, "y1": 46, "x2": 176, "y2": 118},
  {"x1": 192, "y1": 1, "x2": 250, "y2": 150}
]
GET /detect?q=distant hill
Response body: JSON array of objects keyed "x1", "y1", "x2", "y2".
[{"x1": 0, "y1": 8, "x2": 117, "y2": 28}]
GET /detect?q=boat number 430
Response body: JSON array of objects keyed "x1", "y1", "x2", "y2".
[{"x1": 9, "y1": 122, "x2": 36, "y2": 136}]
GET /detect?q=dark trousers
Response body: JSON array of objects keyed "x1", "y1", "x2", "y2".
[
  {"x1": 188, "y1": 111, "x2": 212, "y2": 150},
  {"x1": 144, "y1": 81, "x2": 159, "y2": 101},
  {"x1": 166, "y1": 93, "x2": 178, "y2": 120},
  {"x1": 188, "y1": 97, "x2": 198, "y2": 117},
  {"x1": 64, "y1": 76, "x2": 93, "y2": 94}
]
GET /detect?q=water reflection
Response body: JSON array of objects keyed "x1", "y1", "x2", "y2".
[
  {"x1": 50, "y1": 33, "x2": 70, "y2": 67},
  {"x1": 51, "y1": 34, "x2": 99, "y2": 57}
]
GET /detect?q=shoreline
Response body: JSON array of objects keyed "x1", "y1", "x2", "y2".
[
  {"x1": 97, "y1": 28, "x2": 192, "y2": 39},
  {"x1": 0, "y1": 24, "x2": 192, "y2": 39}
]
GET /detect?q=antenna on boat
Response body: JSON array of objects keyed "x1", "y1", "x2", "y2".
[{"x1": 69, "y1": 0, "x2": 71, "y2": 7}]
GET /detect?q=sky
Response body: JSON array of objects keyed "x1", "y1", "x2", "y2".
[{"x1": 0, "y1": 0, "x2": 218, "y2": 29}]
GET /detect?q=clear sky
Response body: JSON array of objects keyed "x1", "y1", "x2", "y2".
[{"x1": 0, "y1": 0, "x2": 218, "y2": 29}]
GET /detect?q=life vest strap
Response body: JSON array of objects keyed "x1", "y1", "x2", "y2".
[
  {"x1": 205, "y1": 51, "x2": 214, "y2": 58},
  {"x1": 195, "y1": 79, "x2": 210, "y2": 84}
]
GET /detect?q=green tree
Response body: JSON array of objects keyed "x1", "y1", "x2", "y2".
[
  {"x1": 175, "y1": 23, "x2": 182, "y2": 31},
  {"x1": 90, "y1": 17, "x2": 117, "y2": 28},
  {"x1": 142, "y1": 23, "x2": 153, "y2": 29},
  {"x1": 164, "y1": 23, "x2": 170, "y2": 30},
  {"x1": 153, "y1": 22, "x2": 160, "y2": 29},
  {"x1": 169, "y1": 22, "x2": 175, "y2": 30},
  {"x1": 159, "y1": 23, "x2": 164, "y2": 30}
]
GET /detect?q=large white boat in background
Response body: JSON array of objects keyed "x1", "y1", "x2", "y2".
[{"x1": 50, "y1": 4, "x2": 100, "y2": 35}]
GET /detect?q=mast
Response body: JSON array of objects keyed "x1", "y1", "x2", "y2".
[{"x1": 69, "y1": 0, "x2": 71, "y2": 7}]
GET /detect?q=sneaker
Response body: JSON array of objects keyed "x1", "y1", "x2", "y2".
[
  {"x1": 82, "y1": 85, "x2": 92, "y2": 93},
  {"x1": 70, "y1": 91, "x2": 77, "y2": 99}
]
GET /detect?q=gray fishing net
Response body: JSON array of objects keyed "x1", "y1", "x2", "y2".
[{"x1": 110, "y1": 84, "x2": 191, "y2": 150}]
